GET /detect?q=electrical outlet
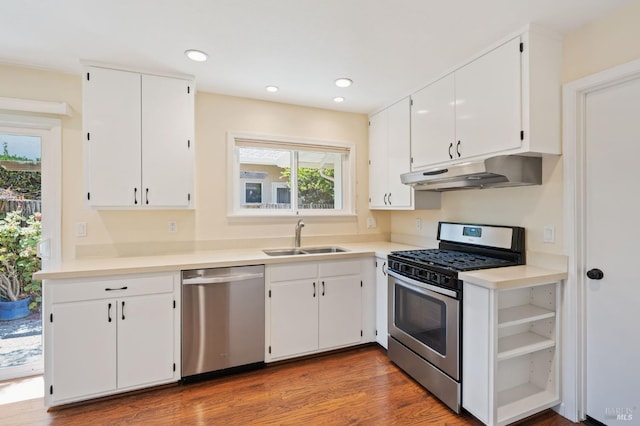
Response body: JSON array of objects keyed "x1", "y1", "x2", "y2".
[
  {"x1": 75, "y1": 222, "x2": 87, "y2": 237},
  {"x1": 415, "y1": 218, "x2": 422, "y2": 231},
  {"x1": 168, "y1": 221, "x2": 178, "y2": 233},
  {"x1": 367, "y1": 217, "x2": 377, "y2": 229},
  {"x1": 543, "y1": 225, "x2": 555, "y2": 243}
]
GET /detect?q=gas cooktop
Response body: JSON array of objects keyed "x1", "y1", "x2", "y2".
[
  {"x1": 387, "y1": 222, "x2": 526, "y2": 293},
  {"x1": 390, "y1": 249, "x2": 516, "y2": 272}
]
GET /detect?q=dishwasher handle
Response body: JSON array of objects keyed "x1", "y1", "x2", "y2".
[{"x1": 182, "y1": 272, "x2": 264, "y2": 285}]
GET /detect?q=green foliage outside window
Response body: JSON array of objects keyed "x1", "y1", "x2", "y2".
[
  {"x1": 281, "y1": 167, "x2": 335, "y2": 207},
  {"x1": 0, "y1": 211, "x2": 42, "y2": 309}
]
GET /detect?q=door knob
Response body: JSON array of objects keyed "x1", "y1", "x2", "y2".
[{"x1": 586, "y1": 268, "x2": 604, "y2": 280}]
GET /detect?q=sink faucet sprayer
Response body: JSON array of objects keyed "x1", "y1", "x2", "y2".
[{"x1": 295, "y1": 219, "x2": 305, "y2": 248}]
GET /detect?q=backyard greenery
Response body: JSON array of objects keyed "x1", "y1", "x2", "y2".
[
  {"x1": 281, "y1": 167, "x2": 335, "y2": 207},
  {"x1": 0, "y1": 211, "x2": 42, "y2": 309}
]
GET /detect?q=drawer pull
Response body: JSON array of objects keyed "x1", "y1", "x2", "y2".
[{"x1": 105, "y1": 286, "x2": 128, "y2": 291}]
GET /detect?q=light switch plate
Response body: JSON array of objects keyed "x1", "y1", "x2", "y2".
[
  {"x1": 367, "y1": 217, "x2": 377, "y2": 229},
  {"x1": 75, "y1": 222, "x2": 87, "y2": 237},
  {"x1": 543, "y1": 225, "x2": 555, "y2": 243}
]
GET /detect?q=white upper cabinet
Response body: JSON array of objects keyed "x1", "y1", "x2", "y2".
[
  {"x1": 369, "y1": 97, "x2": 413, "y2": 209},
  {"x1": 411, "y1": 26, "x2": 561, "y2": 171},
  {"x1": 83, "y1": 65, "x2": 194, "y2": 209},
  {"x1": 455, "y1": 36, "x2": 522, "y2": 159},
  {"x1": 141, "y1": 74, "x2": 194, "y2": 208},
  {"x1": 84, "y1": 67, "x2": 142, "y2": 208},
  {"x1": 411, "y1": 74, "x2": 456, "y2": 167},
  {"x1": 369, "y1": 97, "x2": 439, "y2": 210}
]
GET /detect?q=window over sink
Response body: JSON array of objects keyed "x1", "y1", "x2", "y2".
[{"x1": 228, "y1": 133, "x2": 355, "y2": 217}]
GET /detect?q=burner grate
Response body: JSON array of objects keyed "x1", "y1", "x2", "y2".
[{"x1": 392, "y1": 249, "x2": 514, "y2": 272}]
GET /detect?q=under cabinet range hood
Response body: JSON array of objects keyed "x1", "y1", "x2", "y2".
[{"x1": 401, "y1": 155, "x2": 542, "y2": 191}]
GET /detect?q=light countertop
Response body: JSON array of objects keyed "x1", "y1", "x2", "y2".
[
  {"x1": 34, "y1": 241, "x2": 423, "y2": 280},
  {"x1": 459, "y1": 264, "x2": 568, "y2": 290}
]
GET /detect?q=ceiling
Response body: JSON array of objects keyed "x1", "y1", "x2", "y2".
[{"x1": 0, "y1": 0, "x2": 633, "y2": 114}]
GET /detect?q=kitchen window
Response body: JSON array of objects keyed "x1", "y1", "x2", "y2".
[{"x1": 228, "y1": 133, "x2": 355, "y2": 217}]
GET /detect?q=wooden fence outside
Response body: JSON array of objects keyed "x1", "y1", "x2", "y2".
[{"x1": 0, "y1": 199, "x2": 41, "y2": 217}]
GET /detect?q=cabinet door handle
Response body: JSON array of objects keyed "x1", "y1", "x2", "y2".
[
  {"x1": 145, "y1": 188, "x2": 149, "y2": 205},
  {"x1": 449, "y1": 142, "x2": 453, "y2": 159},
  {"x1": 383, "y1": 193, "x2": 388, "y2": 205},
  {"x1": 382, "y1": 262, "x2": 387, "y2": 276},
  {"x1": 121, "y1": 301, "x2": 125, "y2": 320},
  {"x1": 322, "y1": 281, "x2": 325, "y2": 296},
  {"x1": 313, "y1": 282, "x2": 316, "y2": 298},
  {"x1": 134, "y1": 188, "x2": 138, "y2": 205},
  {"x1": 456, "y1": 140, "x2": 461, "y2": 157},
  {"x1": 108, "y1": 302, "x2": 112, "y2": 322},
  {"x1": 388, "y1": 193, "x2": 391, "y2": 205},
  {"x1": 105, "y1": 286, "x2": 128, "y2": 292}
]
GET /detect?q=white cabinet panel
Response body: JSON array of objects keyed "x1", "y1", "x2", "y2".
[
  {"x1": 141, "y1": 74, "x2": 193, "y2": 208},
  {"x1": 386, "y1": 98, "x2": 412, "y2": 207},
  {"x1": 45, "y1": 273, "x2": 179, "y2": 406},
  {"x1": 266, "y1": 259, "x2": 365, "y2": 362},
  {"x1": 409, "y1": 27, "x2": 561, "y2": 171},
  {"x1": 374, "y1": 256, "x2": 388, "y2": 349},
  {"x1": 269, "y1": 279, "x2": 319, "y2": 359},
  {"x1": 117, "y1": 293, "x2": 175, "y2": 389},
  {"x1": 51, "y1": 300, "x2": 117, "y2": 402},
  {"x1": 411, "y1": 74, "x2": 456, "y2": 167},
  {"x1": 368, "y1": 110, "x2": 388, "y2": 208},
  {"x1": 369, "y1": 97, "x2": 414, "y2": 209},
  {"x1": 83, "y1": 67, "x2": 141, "y2": 207},
  {"x1": 84, "y1": 65, "x2": 194, "y2": 209},
  {"x1": 455, "y1": 37, "x2": 522, "y2": 159},
  {"x1": 319, "y1": 276, "x2": 362, "y2": 349}
]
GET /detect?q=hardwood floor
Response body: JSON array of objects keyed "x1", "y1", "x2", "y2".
[{"x1": 3, "y1": 345, "x2": 578, "y2": 425}]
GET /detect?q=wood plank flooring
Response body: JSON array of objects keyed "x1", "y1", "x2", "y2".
[{"x1": 3, "y1": 345, "x2": 578, "y2": 425}]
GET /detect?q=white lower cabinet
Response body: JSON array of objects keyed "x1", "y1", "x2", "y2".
[
  {"x1": 462, "y1": 281, "x2": 561, "y2": 426},
  {"x1": 266, "y1": 259, "x2": 369, "y2": 361},
  {"x1": 44, "y1": 272, "x2": 180, "y2": 406},
  {"x1": 374, "y1": 256, "x2": 388, "y2": 349}
]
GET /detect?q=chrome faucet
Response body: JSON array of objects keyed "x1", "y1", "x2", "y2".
[{"x1": 294, "y1": 219, "x2": 305, "y2": 248}]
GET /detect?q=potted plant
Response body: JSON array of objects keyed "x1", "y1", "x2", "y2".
[{"x1": 0, "y1": 210, "x2": 41, "y2": 320}]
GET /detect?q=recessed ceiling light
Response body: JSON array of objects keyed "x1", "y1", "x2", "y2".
[
  {"x1": 185, "y1": 49, "x2": 208, "y2": 62},
  {"x1": 335, "y1": 78, "x2": 353, "y2": 88},
  {"x1": 265, "y1": 85, "x2": 279, "y2": 93},
  {"x1": 333, "y1": 97, "x2": 345, "y2": 103}
]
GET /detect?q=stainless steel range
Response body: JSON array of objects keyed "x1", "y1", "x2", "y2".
[{"x1": 387, "y1": 222, "x2": 525, "y2": 413}]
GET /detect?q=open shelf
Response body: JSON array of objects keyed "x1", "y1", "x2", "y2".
[
  {"x1": 497, "y1": 383, "x2": 560, "y2": 424},
  {"x1": 498, "y1": 304, "x2": 555, "y2": 328},
  {"x1": 497, "y1": 332, "x2": 555, "y2": 361}
]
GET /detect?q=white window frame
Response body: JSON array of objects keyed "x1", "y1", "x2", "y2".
[{"x1": 227, "y1": 132, "x2": 356, "y2": 218}]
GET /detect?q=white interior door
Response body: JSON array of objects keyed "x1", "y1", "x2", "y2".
[{"x1": 585, "y1": 76, "x2": 640, "y2": 425}]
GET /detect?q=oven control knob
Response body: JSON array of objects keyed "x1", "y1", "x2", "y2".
[
  {"x1": 586, "y1": 268, "x2": 604, "y2": 280},
  {"x1": 430, "y1": 272, "x2": 439, "y2": 283}
]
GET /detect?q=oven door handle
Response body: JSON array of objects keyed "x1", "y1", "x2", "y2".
[{"x1": 388, "y1": 269, "x2": 458, "y2": 299}]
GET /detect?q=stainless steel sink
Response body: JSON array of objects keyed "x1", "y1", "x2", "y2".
[
  {"x1": 302, "y1": 247, "x2": 348, "y2": 254},
  {"x1": 262, "y1": 248, "x2": 308, "y2": 256},
  {"x1": 262, "y1": 246, "x2": 348, "y2": 256}
]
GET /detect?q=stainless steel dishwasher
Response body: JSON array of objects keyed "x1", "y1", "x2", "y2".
[{"x1": 181, "y1": 264, "x2": 265, "y2": 381}]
